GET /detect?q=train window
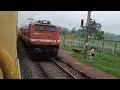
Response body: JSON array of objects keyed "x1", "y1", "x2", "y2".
[
  {"x1": 46, "y1": 26, "x2": 55, "y2": 32},
  {"x1": 35, "y1": 25, "x2": 45, "y2": 31}
]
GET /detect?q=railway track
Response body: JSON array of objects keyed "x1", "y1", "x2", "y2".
[
  {"x1": 51, "y1": 58, "x2": 78, "y2": 79},
  {"x1": 36, "y1": 57, "x2": 91, "y2": 79},
  {"x1": 55, "y1": 58, "x2": 92, "y2": 79},
  {"x1": 37, "y1": 57, "x2": 76, "y2": 79},
  {"x1": 18, "y1": 38, "x2": 91, "y2": 79}
]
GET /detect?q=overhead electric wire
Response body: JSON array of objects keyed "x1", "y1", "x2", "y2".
[
  {"x1": 31, "y1": 11, "x2": 40, "y2": 19},
  {"x1": 29, "y1": 11, "x2": 40, "y2": 19},
  {"x1": 19, "y1": 11, "x2": 40, "y2": 28},
  {"x1": 23, "y1": 11, "x2": 40, "y2": 26},
  {"x1": 19, "y1": 11, "x2": 36, "y2": 27},
  {"x1": 23, "y1": 11, "x2": 36, "y2": 25}
]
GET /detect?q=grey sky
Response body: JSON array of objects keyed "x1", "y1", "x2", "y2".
[{"x1": 18, "y1": 11, "x2": 120, "y2": 35}]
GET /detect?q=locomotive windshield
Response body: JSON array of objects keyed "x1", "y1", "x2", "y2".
[
  {"x1": 46, "y1": 26, "x2": 55, "y2": 32},
  {"x1": 35, "y1": 25, "x2": 45, "y2": 31},
  {"x1": 35, "y1": 25, "x2": 55, "y2": 32}
]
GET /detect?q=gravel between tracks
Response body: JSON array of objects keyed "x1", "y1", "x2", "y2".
[
  {"x1": 39, "y1": 60, "x2": 74, "y2": 79},
  {"x1": 17, "y1": 38, "x2": 46, "y2": 79}
]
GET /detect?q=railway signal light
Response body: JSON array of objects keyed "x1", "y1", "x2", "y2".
[
  {"x1": 93, "y1": 20, "x2": 96, "y2": 24},
  {"x1": 38, "y1": 20, "x2": 41, "y2": 23},
  {"x1": 81, "y1": 19, "x2": 84, "y2": 27}
]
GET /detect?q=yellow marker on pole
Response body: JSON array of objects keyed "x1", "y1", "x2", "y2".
[{"x1": 0, "y1": 48, "x2": 18, "y2": 79}]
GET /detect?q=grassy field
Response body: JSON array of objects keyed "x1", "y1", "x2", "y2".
[{"x1": 61, "y1": 45, "x2": 120, "y2": 78}]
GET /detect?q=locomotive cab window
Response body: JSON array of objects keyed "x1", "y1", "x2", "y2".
[
  {"x1": 35, "y1": 25, "x2": 45, "y2": 31},
  {"x1": 46, "y1": 26, "x2": 55, "y2": 32}
]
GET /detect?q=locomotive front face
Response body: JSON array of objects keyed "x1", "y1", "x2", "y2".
[
  {"x1": 29, "y1": 24, "x2": 60, "y2": 46},
  {"x1": 28, "y1": 21, "x2": 60, "y2": 57},
  {"x1": 19, "y1": 20, "x2": 60, "y2": 57}
]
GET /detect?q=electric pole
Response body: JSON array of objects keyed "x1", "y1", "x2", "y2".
[{"x1": 84, "y1": 11, "x2": 92, "y2": 58}]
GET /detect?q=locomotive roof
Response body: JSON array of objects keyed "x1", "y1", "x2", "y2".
[
  {"x1": 21, "y1": 21, "x2": 57, "y2": 29},
  {"x1": 21, "y1": 24, "x2": 57, "y2": 29},
  {"x1": 21, "y1": 26, "x2": 28, "y2": 29},
  {"x1": 30, "y1": 21, "x2": 56, "y2": 27}
]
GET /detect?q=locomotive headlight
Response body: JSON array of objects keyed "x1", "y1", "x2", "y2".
[
  {"x1": 42, "y1": 20, "x2": 48, "y2": 24},
  {"x1": 34, "y1": 33, "x2": 39, "y2": 35},
  {"x1": 35, "y1": 39, "x2": 38, "y2": 41}
]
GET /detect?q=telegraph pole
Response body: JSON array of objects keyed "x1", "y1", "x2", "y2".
[{"x1": 84, "y1": 11, "x2": 92, "y2": 58}]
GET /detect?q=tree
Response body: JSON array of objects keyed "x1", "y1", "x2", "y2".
[
  {"x1": 76, "y1": 29, "x2": 81, "y2": 36},
  {"x1": 76, "y1": 28, "x2": 86, "y2": 38},
  {"x1": 58, "y1": 26, "x2": 63, "y2": 36},
  {"x1": 62, "y1": 27, "x2": 69, "y2": 35},
  {"x1": 93, "y1": 30, "x2": 104, "y2": 50},
  {"x1": 58, "y1": 26, "x2": 69, "y2": 36},
  {"x1": 70, "y1": 27, "x2": 76, "y2": 34},
  {"x1": 103, "y1": 32, "x2": 120, "y2": 41}
]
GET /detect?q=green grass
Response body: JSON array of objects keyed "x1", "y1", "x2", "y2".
[
  {"x1": 61, "y1": 45, "x2": 81, "y2": 51},
  {"x1": 61, "y1": 45, "x2": 120, "y2": 78}
]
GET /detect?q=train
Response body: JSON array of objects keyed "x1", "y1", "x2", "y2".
[{"x1": 18, "y1": 20, "x2": 60, "y2": 57}]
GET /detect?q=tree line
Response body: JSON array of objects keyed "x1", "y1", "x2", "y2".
[{"x1": 58, "y1": 26, "x2": 120, "y2": 41}]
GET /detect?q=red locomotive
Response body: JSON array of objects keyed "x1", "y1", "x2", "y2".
[{"x1": 18, "y1": 20, "x2": 60, "y2": 57}]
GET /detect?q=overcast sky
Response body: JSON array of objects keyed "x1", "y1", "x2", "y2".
[{"x1": 18, "y1": 11, "x2": 120, "y2": 35}]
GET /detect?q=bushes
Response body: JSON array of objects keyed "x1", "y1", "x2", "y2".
[
  {"x1": 92, "y1": 46, "x2": 102, "y2": 52},
  {"x1": 116, "y1": 50, "x2": 120, "y2": 56},
  {"x1": 103, "y1": 48, "x2": 120, "y2": 56},
  {"x1": 104, "y1": 48, "x2": 113, "y2": 55}
]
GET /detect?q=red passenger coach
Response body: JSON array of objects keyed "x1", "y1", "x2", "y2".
[{"x1": 18, "y1": 20, "x2": 60, "y2": 57}]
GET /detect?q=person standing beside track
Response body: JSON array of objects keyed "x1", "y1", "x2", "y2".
[{"x1": 90, "y1": 47, "x2": 95, "y2": 62}]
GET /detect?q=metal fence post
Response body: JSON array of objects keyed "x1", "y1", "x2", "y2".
[
  {"x1": 114, "y1": 42, "x2": 117, "y2": 56},
  {"x1": 64, "y1": 35, "x2": 65, "y2": 46},
  {"x1": 73, "y1": 36, "x2": 75, "y2": 46},
  {"x1": 102, "y1": 40, "x2": 104, "y2": 52}
]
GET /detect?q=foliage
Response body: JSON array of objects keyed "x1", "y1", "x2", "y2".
[
  {"x1": 104, "y1": 32, "x2": 120, "y2": 41},
  {"x1": 79, "y1": 29, "x2": 86, "y2": 38},
  {"x1": 93, "y1": 30, "x2": 104, "y2": 50},
  {"x1": 58, "y1": 26, "x2": 69, "y2": 36},
  {"x1": 94, "y1": 30, "x2": 104, "y2": 41},
  {"x1": 70, "y1": 28, "x2": 76, "y2": 34},
  {"x1": 94, "y1": 46, "x2": 101, "y2": 51},
  {"x1": 58, "y1": 25, "x2": 120, "y2": 42},
  {"x1": 116, "y1": 50, "x2": 120, "y2": 56},
  {"x1": 104, "y1": 48, "x2": 113, "y2": 55}
]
